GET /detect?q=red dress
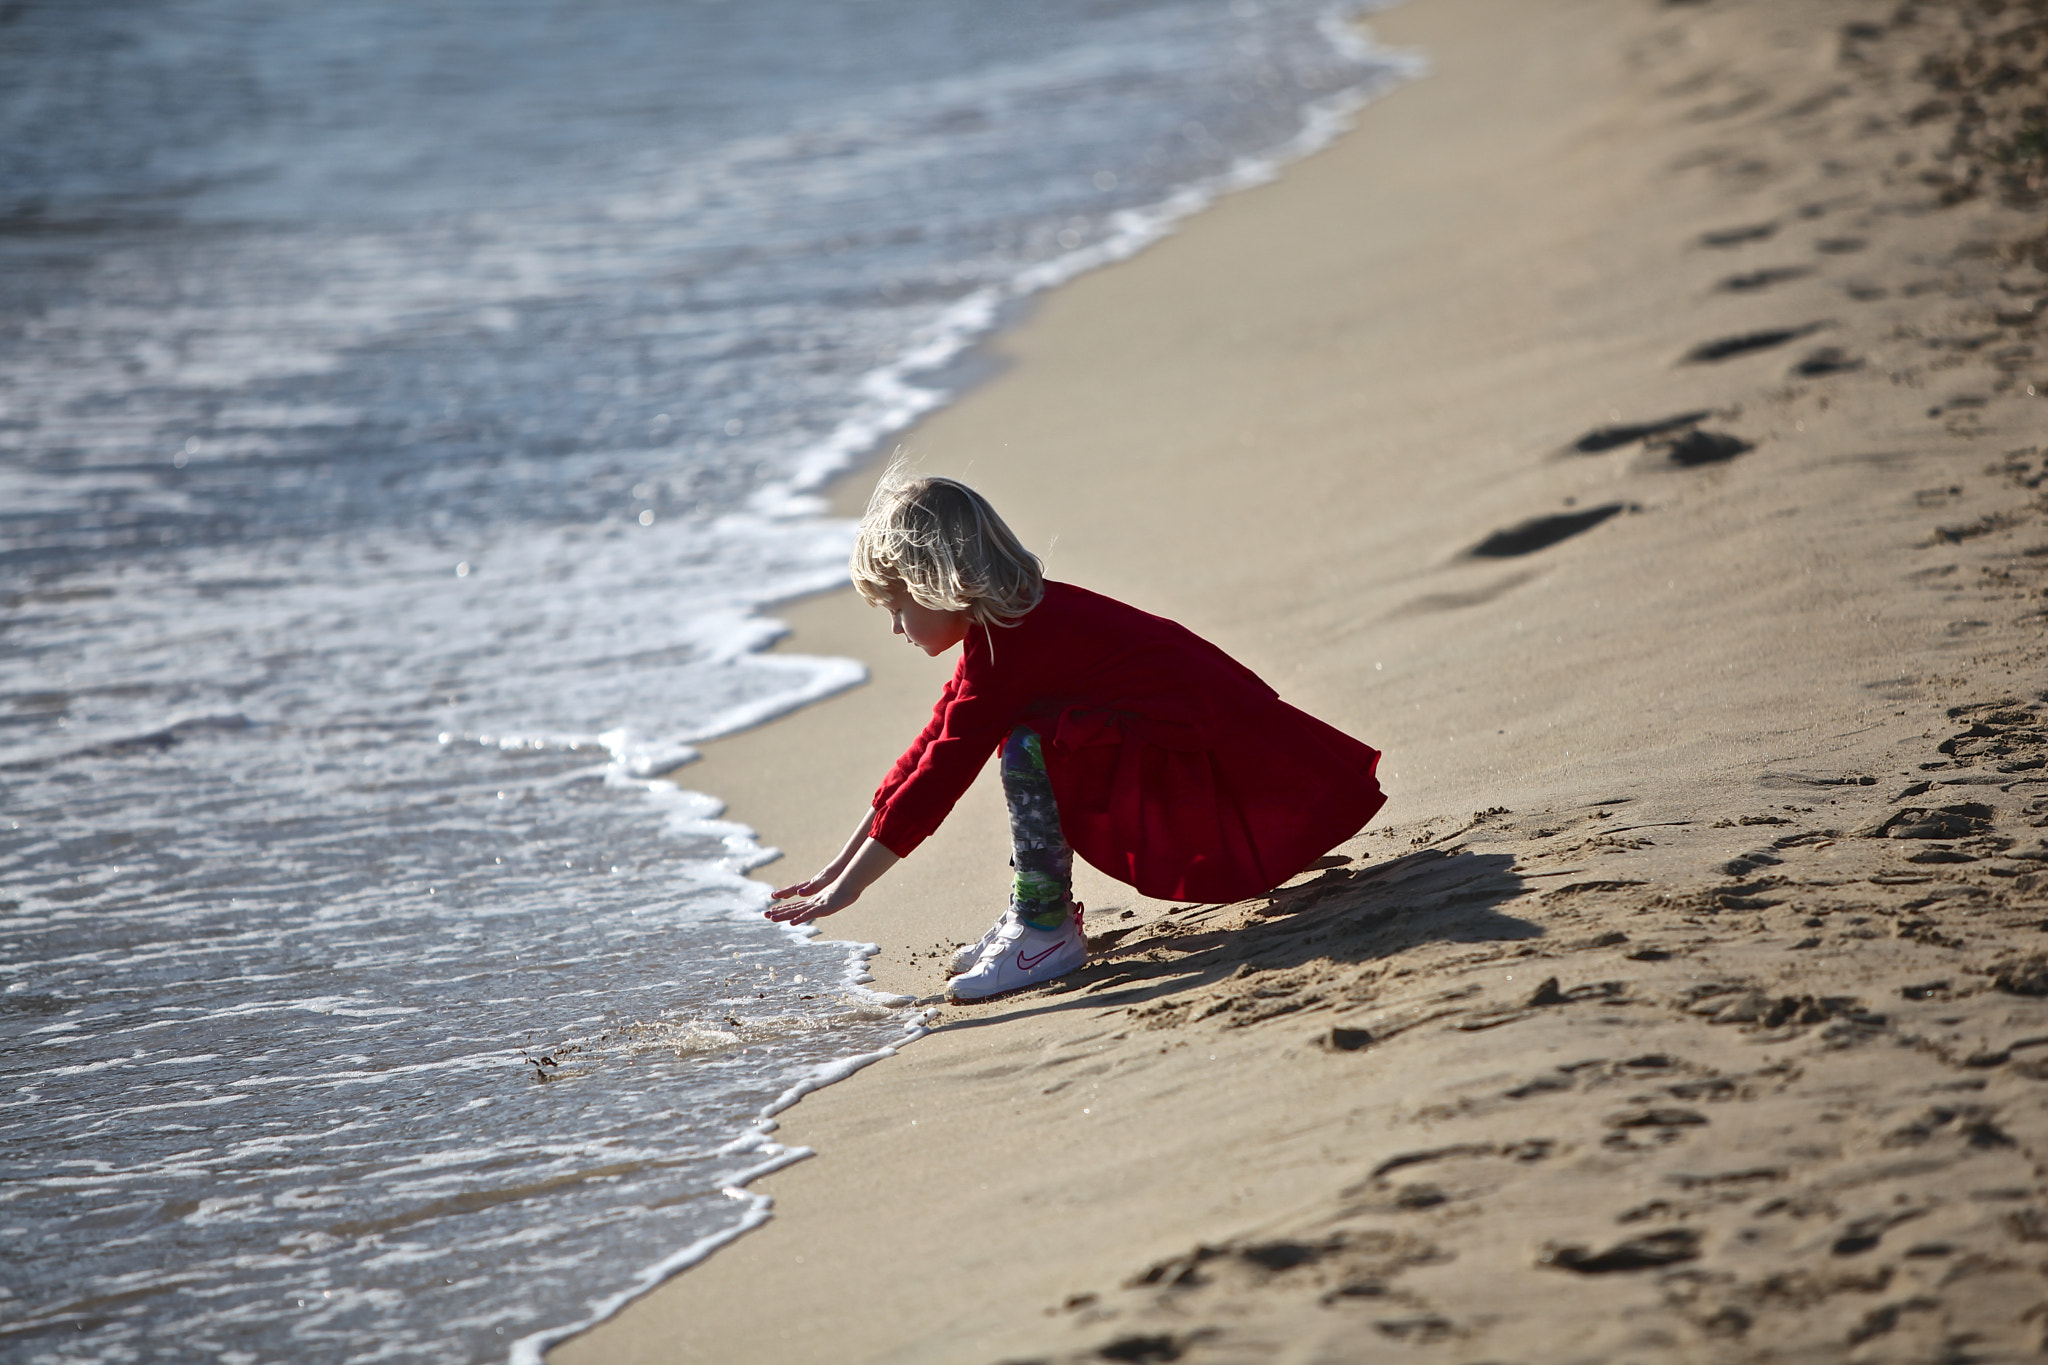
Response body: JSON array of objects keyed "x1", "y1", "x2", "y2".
[{"x1": 869, "y1": 582, "x2": 1386, "y2": 903}]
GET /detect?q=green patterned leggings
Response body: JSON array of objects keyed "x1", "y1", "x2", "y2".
[{"x1": 1001, "y1": 725, "x2": 1073, "y2": 931}]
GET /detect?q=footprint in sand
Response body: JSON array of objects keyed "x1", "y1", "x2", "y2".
[
  {"x1": 1995, "y1": 294, "x2": 2045, "y2": 326},
  {"x1": 1699, "y1": 222, "x2": 1777, "y2": 248},
  {"x1": 1566, "y1": 409, "x2": 1712, "y2": 453},
  {"x1": 1718, "y1": 265, "x2": 1815, "y2": 292},
  {"x1": 1469, "y1": 504, "x2": 1633, "y2": 558},
  {"x1": 1561, "y1": 414, "x2": 1751, "y2": 466},
  {"x1": 1681, "y1": 324, "x2": 1825, "y2": 363},
  {"x1": 1794, "y1": 345, "x2": 1863, "y2": 375},
  {"x1": 1655, "y1": 429, "x2": 1753, "y2": 466},
  {"x1": 1540, "y1": 1228, "x2": 1701, "y2": 1274},
  {"x1": 1394, "y1": 568, "x2": 1540, "y2": 615}
]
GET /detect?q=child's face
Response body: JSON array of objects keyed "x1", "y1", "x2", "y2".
[{"x1": 884, "y1": 588, "x2": 970, "y2": 656}]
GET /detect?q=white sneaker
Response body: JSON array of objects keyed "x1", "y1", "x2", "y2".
[
  {"x1": 946, "y1": 908, "x2": 1087, "y2": 1001},
  {"x1": 948, "y1": 902, "x2": 1083, "y2": 977},
  {"x1": 948, "y1": 909, "x2": 1016, "y2": 976}
]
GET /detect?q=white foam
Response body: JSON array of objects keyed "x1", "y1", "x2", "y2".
[
  {"x1": 744, "y1": 2, "x2": 1423, "y2": 527},
  {"x1": 506, "y1": 1004, "x2": 932, "y2": 1365}
]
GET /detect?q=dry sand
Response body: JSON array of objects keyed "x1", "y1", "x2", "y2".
[{"x1": 554, "y1": 0, "x2": 2048, "y2": 1360}]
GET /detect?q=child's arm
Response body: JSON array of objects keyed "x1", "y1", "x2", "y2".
[
  {"x1": 770, "y1": 809, "x2": 872, "y2": 899},
  {"x1": 763, "y1": 811, "x2": 901, "y2": 926}
]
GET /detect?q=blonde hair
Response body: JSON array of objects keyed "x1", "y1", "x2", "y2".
[{"x1": 850, "y1": 463, "x2": 1044, "y2": 627}]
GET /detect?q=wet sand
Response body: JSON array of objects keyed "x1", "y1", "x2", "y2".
[{"x1": 554, "y1": 0, "x2": 2048, "y2": 1359}]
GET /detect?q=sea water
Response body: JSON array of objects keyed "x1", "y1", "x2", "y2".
[{"x1": 0, "y1": 3, "x2": 1413, "y2": 1360}]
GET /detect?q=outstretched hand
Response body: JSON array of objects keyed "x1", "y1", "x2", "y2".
[
  {"x1": 770, "y1": 871, "x2": 834, "y2": 901},
  {"x1": 762, "y1": 834, "x2": 900, "y2": 928},
  {"x1": 764, "y1": 874, "x2": 855, "y2": 926}
]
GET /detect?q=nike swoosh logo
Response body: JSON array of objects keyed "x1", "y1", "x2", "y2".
[{"x1": 1017, "y1": 942, "x2": 1065, "y2": 971}]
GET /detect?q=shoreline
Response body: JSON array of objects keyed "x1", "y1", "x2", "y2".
[{"x1": 557, "y1": 0, "x2": 2048, "y2": 1359}]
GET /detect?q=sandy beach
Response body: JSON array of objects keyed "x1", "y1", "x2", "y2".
[{"x1": 554, "y1": 0, "x2": 2048, "y2": 1359}]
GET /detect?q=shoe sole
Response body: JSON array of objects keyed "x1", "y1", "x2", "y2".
[{"x1": 945, "y1": 970, "x2": 1079, "y2": 1004}]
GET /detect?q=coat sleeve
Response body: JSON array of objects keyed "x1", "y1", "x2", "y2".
[
  {"x1": 871, "y1": 667, "x2": 962, "y2": 811},
  {"x1": 868, "y1": 643, "x2": 1033, "y2": 859}
]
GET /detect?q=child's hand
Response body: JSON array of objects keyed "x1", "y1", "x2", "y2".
[
  {"x1": 763, "y1": 836, "x2": 899, "y2": 927},
  {"x1": 770, "y1": 872, "x2": 834, "y2": 902},
  {"x1": 764, "y1": 879, "x2": 855, "y2": 925}
]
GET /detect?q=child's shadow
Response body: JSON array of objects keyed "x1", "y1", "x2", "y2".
[{"x1": 958, "y1": 847, "x2": 1537, "y2": 1025}]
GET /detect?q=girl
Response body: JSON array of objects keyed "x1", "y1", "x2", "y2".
[{"x1": 765, "y1": 470, "x2": 1386, "y2": 1001}]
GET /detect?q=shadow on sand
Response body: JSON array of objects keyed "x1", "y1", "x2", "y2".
[{"x1": 947, "y1": 847, "x2": 1537, "y2": 1029}]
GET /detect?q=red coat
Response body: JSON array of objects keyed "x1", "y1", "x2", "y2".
[{"x1": 869, "y1": 582, "x2": 1386, "y2": 903}]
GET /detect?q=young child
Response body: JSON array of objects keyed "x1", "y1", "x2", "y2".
[{"x1": 765, "y1": 470, "x2": 1387, "y2": 1001}]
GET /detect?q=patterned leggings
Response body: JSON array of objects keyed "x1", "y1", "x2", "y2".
[{"x1": 1001, "y1": 725, "x2": 1073, "y2": 931}]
